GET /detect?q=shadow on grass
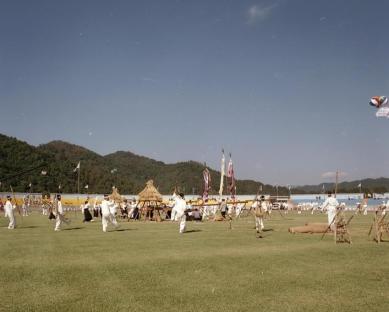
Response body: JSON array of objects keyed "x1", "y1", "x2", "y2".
[
  {"x1": 262, "y1": 228, "x2": 274, "y2": 232},
  {"x1": 19, "y1": 225, "x2": 39, "y2": 229},
  {"x1": 115, "y1": 228, "x2": 137, "y2": 232},
  {"x1": 63, "y1": 227, "x2": 83, "y2": 231},
  {"x1": 184, "y1": 229, "x2": 202, "y2": 234},
  {"x1": 373, "y1": 239, "x2": 389, "y2": 243}
]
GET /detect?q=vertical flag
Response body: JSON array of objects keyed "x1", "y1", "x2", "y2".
[
  {"x1": 74, "y1": 161, "x2": 81, "y2": 194},
  {"x1": 73, "y1": 161, "x2": 81, "y2": 172},
  {"x1": 227, "y1": 154, "x2": 236, "y2": 200},
  {"x1": 202, "y1": 166, "x2": 211, "y2": 200},
  {"x1": 218, "y1": 150, "x2": 225, "y2": 199}
]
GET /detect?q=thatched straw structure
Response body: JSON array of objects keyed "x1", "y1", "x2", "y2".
[
  {"x1": 138, "y1": 180, "x2": 162, "y2": 202},
  {"x1": 110, "y1": 186, "x2": 123, "y2": 202}
]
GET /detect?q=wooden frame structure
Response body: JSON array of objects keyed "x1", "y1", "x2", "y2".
[
  {"x1": 321, "y1": 208, "x2": 353, "y2": 244},
  {"x1": 368, "y1": 207, "x2": 389, "y2": 243}
]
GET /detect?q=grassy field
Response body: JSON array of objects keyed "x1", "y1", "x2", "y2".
[{"x1": 1, "y1": 211, "x2": 389, "y2": 312}]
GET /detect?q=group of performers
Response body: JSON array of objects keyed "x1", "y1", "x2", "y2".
[{"x1": 1, "y1": 191, "x2": 386, "y2": 236}]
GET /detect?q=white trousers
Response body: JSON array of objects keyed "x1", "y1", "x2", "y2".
[
  {"x1": 55, "y1": 214, "x2": 69, "y2": 231},
  {"x1": 5, "y1": 210, "x2": 15, "y2": 229},
  {"x1": 178, "y1": 214, "x2": 186, "y2": 233},
  {"x1": 255, "y1": 216, "x2": 264, "y2": 232},
  {"x1": 328, "y1": 210, "x2": 336, "y2": 230},
  {"x1": 235, "y1": 206, "x2": 242, "y2": 217},
  {"x1": 102, "y1": 213, "x2": 118, "y2": 232},
  {"x1": 171, "y1": 208, "x2": 177, "y2": 221}
]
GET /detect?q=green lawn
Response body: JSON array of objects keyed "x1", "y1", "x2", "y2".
[{"x1": 1, "y1": 211, "x2": 388, "y2": 312}]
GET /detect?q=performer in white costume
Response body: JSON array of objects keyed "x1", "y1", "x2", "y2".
[
  {"x1": 22, "y1": 196, "x2": 29, "y2": 216},
  {"x1": 54, "y1": 194, "x2": 70, "y2": 231},
  {"x1": 4, "y1": 195, "x2": 16, "y2": 229},
  {"x1": 171, "y1": 192, "x2": 187, "y2": 233},
  {"x1": 252, "y1": 196, "x2": 267, "y2": 234},
  {"x1": 100, "y1": 195, "x2": 119, "y2": 232},
  {"x1": 321, "y1": 192, "x2": 339, "y2": 231},
  {"x1": 128, "y1": 199, "x2": 138, "y2": 219}
]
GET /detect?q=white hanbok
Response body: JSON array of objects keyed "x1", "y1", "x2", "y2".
[
  {"x1": 322, "y1": 197, "x2": 339, "y2": 230},
  {"x1": 128, "y1": 202, "x2": 137, "y2": 219},
  {"x1": 55, "y1": 201, "x2": 70, "y2": 231},
  {"x1": 101, "y1": 199, "x2": 119, "y2": 232},
  {"x1": 172, "y1": 193, "x2": 186, "y2": 233},
  {"x1": 252, "y1": 201, "x2": 266, "y2": 232},
  {"x1": 235, "y1": 203, "x2": 244, "y2": 217},
  {"x1": 4, "y1": 200, "x2": 16, "y2": 229}
]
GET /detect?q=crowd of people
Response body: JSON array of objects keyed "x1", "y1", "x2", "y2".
[{"x1": 1, "y1": 191, "x2": 385, "y2": 235}]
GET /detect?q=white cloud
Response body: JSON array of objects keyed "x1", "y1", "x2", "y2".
[
  {"x1": 141, "y1": 77, "x2": 156, "y2": 82},
  {"x1": 321, "y1": 171, "x2": 348, "y2": 179},
  {"x1": 247, "y1": 4, "x2": 278, "y2": 24}
]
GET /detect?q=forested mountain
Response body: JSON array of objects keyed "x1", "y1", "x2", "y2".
[
  {"x1": 293, "y1": 178, "x2": 389, "y2": 194},
  {"x1": 0, "y1": 133, "x2": 282, "y2": 195},
  {"x1": 2, "y1": 133, "x2": 387, "y2": 195}
]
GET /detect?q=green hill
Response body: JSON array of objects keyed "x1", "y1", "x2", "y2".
[
  {"x1": 2, "y1": 133, "x2": 388, "y2": 195},
  {"x1": 0, "y1": 133, "x2": 283, "y2": 195},
  {"x1": 294, "y1": 178, "x2": 389, "y2": 194}
]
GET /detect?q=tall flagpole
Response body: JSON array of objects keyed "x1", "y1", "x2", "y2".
[
  {"x1": 74, "y1": 161, "x2": 80, "y2": 194},
  {"x1": 77, "y1": 166, "x2": 80, "y2": 194},
  {"x1": 219, "y1": 149, "x2": 225, "y2": 200},
  {"x1": 335, "y1": 169, "x2": 339, "y2": 198}
]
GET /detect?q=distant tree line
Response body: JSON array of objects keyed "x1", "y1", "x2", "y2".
[{"x1": 2, "y1": 133, "x2": 388, "y2": 196}]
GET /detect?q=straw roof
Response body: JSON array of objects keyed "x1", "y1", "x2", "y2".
[
  {"x1": 138, "y1": 180, "x2": 162, "y2": 202},
  {"x1": 110, "y1": 186, "x2": 123, "y2": 202}
]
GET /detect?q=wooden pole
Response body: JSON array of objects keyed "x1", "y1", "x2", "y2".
[
  {"x1": 335, "y1": 169, "x2": 339, "y2": 198},
  {"x1": 77, "y1": 169, "x2": 80, "y2": 194}
]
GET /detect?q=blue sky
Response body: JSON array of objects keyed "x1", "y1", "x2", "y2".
[{"x1": 1, "y1": 0, "x2": 389, "y2": 185}]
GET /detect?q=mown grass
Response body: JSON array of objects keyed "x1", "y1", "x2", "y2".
[{"x1": 0, "y1": 211, "x2": 388, "y2": 312}]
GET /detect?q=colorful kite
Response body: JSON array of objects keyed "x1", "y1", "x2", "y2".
[{"x1": 370, "y1": 96, "x2": 389, "y2": 118}]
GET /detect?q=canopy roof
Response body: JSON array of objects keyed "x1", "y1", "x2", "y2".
[
  {"x1": 138, "y1": 180, "x2": 162, "y2": 202},
  {"x1": 110, "y1": 186, "x2": 123, "y2": 201}
]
